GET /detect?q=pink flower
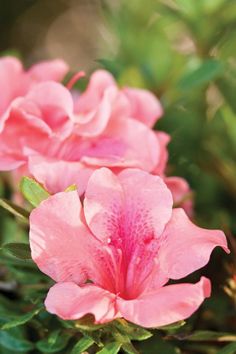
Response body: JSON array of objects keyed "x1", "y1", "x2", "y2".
[
  {"x1": 0, "y1": 56, "x2": 68, "y2": 120},
  {"x1": 30, "y1": 168, "x2": 229, "y2": 328},
  {"x1": 0, "y1": 69, "x2": 163, "y2": 195},
  {"x1": 73, "y1": 70, "x2": 163, "y2": 137}
]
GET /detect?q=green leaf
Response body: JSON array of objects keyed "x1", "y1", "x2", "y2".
[
  {"x1": 97, "y1": 342, "x2": 122, "y2": 354},
  {"x1": 178, "y1": 60, "x2": 224, "y2": 90},
  {"x1": 114, "y1": 319, "x2": 152, "y2": 341},
  {"x1": 75, "y1": 314, "x2": 105, "y2": 331},
  {"x1": 65, "y1": 184, "x2": 77, "y2": 192},
  {"x1": 71, "y1": 336, "x2": 94, "y2": 354},
  {"x1": 2, "y1": 243, "x2": 31, "y2": 260},
  {"x1": 0, "y1": 331, "x2": 34, "y2": 352},
  {"x1": 182, "y1": 331, "x2": 236, "y2": 342},
  {"x1": 157, "y1": 320, "x2": 186, "y2": 331},
  {"x1": 1, "y1": 305, "x2": 42, "y2": 330},
  {"x1": 122, "y1": 342, "x2": 139, "y2": 354},
  {"x1": 217, "y1": 342, "x2": 236, "y2": 354},
  {"x1": 36, "y1": 330, "x2": 70, "y2": 353},
  {"x1": 0, "y1": 198, "x2": 29, "y2": 223},
  {"x1": 20, "y1": 177, "x2": 50, "y2": 207}
]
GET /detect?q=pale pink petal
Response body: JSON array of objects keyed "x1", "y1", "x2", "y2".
[
  {"x1": 159, "y1": 208, "x2": 229, "y2": 280},
  {"x1": 28, "y1": 155, "x2": 94, "y2": 195},
  {"x1": 81, "y1": 117, "x2": 161, "y2": 172},
  {"x1": 74, "y1": 87, "x2": 117, "y2": 137},
  {"x1": 29, "y1": 191, "x2": 121, "y2": 292},
  {"x1": 85, "y1": 168, "x2": 172, "y2": 242},
  {"x1": 123, "y1": 87, "x2": 163, "y2": 127},
  {"x1": 165, "y1": 176, "x2": 193, "y2": 216},
  {"x1": 118, "y1": 277, "x2": 211, "y2": 328},
  {"x1": 153, "y1": 132, "x2": 170, "y2": 175},
  {"x1": 0, "y1": 57, "x2": 24, "y2": 116},
  {"x1": 0, "y1": 153, "x2": 26, "y2": 170},
  {"x1": 24, "y1": 82, "x2": 74, "y2": 138},
  {"x1": 28, "y1": 59, "x2": 69, "y2": 82},
  {"x1": 45, "y1": 282, "x2": 117, "y2": 323}
]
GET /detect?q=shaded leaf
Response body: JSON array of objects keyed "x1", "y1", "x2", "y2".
[
  {"x1": 178, "y1": 60, "x2": 224, "y2": 90},
  {"x1": 71, "y1": 336, "x2": 94, "y2": 354},
  {"x1": 2, "y1": 243, "x2": 31, "y2": 260},
  {"x1": 36, "y1": 330, "x2": 70, "y2": 353},
  {"x1": 97, "y1": 342, "x2": 122, "y2": 354},
  {"x1": 217, "y1": 342, "x2": 236, "y2": 354},
  {"x1": 0, "y1": 331, "x2": 34, "y2": 352},
  {"x1": 157, "y1": 320, "x2": 186, "y2": 331},
  {"x1": 0, "y1": 198, "x2": 29, "y2": 223},
  {"x1": 20, "y1": 177, "x2": 50, "y2": 207},
  {"x1": 1, "y1": 305, "x2": 42, "y2": 330}
]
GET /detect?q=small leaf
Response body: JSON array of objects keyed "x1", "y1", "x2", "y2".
[
  {"x1": 2, "y1": 243, "x2": 31, "y2": 260},
  {"x1": 217, "y1": 342, "x2": 236, "y2": 354},
  {"x1": 1, "y1": 305, "x2": 42, "y2": 330},
  {"x1": 181, "y1": 331, "x2": 236, "y2": 342},
  {"x1": 122, "y1": 342, "x2": 139, "y2": 354},
  {"x1": 157, "y1": 320, "x2": 186, "y2": 331},
  {"x1": 114, "y1": 319, "x2": 152, "y2": 341},
  {"x1": 97, "y1": 342, "x2": 122, "y2": 354},
  {"x1": 178, "y1": 60, "x2": 224, "y2": 90},
  {"x1": 36, "y1": 330, "x2": 70, "y2": 353},
  {"x1": 0, "y1": 331, "x2": 34, "y2": 352},
  {"x1": 71, "y1": 336, "x2": 94, "y2": 354},
  {"x1": 65, "y1": 184, "x2": 77, "y2": 192},
  {"x1": 20, "y1": 177, "x2": 50, "y2": 207},
  {"x1": 0, "y1": 198, "x2": 29, "y2": 223}
]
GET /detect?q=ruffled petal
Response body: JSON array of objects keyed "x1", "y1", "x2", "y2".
[
  {"x1": 28, "y1": 59, "x2": 69, "y2": 82},
  {"x1": 118, "y1": 277, "x2": 211, "y2": 328},
  {"x1": 123, "y1": 87, "x2": 163, "y2": 127},
  {"x1": 159, "y1": 208, "x2": 229, "y2": 280},
  {"x1": 45, "y1": 282, "x2": 118, "y2": 323}
]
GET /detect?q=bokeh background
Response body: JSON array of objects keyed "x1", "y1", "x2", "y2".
[{"x1": 0, "y1": 0, "x2": 236, "y2": 353}]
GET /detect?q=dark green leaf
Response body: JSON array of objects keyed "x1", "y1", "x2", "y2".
[
  {"x1": 2, "y1": 243, "x2": 31, "y2": 260},
  {"x1": 97, "y1": 342, "x2": 122, "y2": 354},
  {"x1": 178, "y1": 60, "x2": 224, "y2": 90},
  {"x1": 1, "y1": 305, "x2": 42, "y2": 330},
  {"x1": 122, "y1": 342, "x2": 139, "y2": 354},
  {"x1": 0, "y1": 198, "x2": 29, "y2": 223},
  {"x1": 71, "y1": 336, "x2": 94, "y2": 354},
  {"x1": 20, "y1": 177, "x2": 50, "y2": 207},
  {"x1": 0, "y1": 331, "x2": 34, "y2": 352},
  {"x1": 217, "y1": 342, "x2": 236, "y2": 354},
  {"x1": 181, "y1": 331, "x2": 236, "y2": 342},
  {"x1": 36, "y1": 330, "x2": 70, "y2": 353},
  {"x1": 157, "y1": 320, "x2": 186, "y2": 331}
]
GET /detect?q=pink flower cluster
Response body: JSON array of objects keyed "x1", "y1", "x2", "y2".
[{"x1": 0, "y1": 57, "x2": 229, "y2": 327}]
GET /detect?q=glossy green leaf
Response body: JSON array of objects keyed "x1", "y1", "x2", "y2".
[
  {"x1": 0, "y1": 198, "x2": 29, "y2": 223},
  {"x1": 0, "y1": 331, "x2": 34, "y2": 352},
  {"x1": 20, "y1": 177, "x2": 50, "y2": 207},
  {"x1": 97, "y1": 342, "x2": 122, "y2": 354},
  {"x1": 1, "y1": 305, "x2": 42, "y2": 330},
  {"x1": 71, "y1": 336, "x2": 94, "y2": 354},
  {"x1": 2, "y1": 243, "x2": 31, "y2": 260}
]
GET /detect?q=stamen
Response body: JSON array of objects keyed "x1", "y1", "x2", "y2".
[{"x1": 66, "y1": 71, "x2": 86, "y2": 90}]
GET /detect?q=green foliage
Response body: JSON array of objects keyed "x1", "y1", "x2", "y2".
[{"x1": 20, "y1": 177, "x2": 50, "y2": 207}]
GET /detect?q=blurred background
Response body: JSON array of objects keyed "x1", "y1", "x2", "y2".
[{"x1": 0, "y1": 0, "x2": 236, "y2": 353}]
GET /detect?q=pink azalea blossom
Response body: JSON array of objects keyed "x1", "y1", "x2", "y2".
[
  {"x1": 30, "y1": 168, "x2": 229, "y2": 328},
  {"x1": 0, "y1": 56, "x2": 68, "y2": 120}
]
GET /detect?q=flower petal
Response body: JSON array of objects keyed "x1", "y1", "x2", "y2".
[
  {"x1": 28, "y1": 59, "x2": 69, "y2": 82},
  {"x1": 29, "y1": 155, "x2": 94, "y2": 195},
  {"x1": 85, "y1": 168, "x2": 173, "y2": 243},
  {"x1": 159, "y1": 208, "x2": 229, "y2": 280},
  {"x1": 45, "y1": 282, "x2": 117, "y2": 323},
  {"x1": 118, "y1": 277, "x2": 211, "y2": 328},
  {"x1": 123, "y1": 87, "x2": 163, "y2": 127}
]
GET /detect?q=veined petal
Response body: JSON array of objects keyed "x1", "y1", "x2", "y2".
[
  {"x1": 159, "y1": 208, "x2": 229, "y2": 279},
  {"x1": 45, "y1": 282, "x2": 118, "y2": 323},
  {"x1": 118, "y1": 277, "x2": 211, "y2": 328}
]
